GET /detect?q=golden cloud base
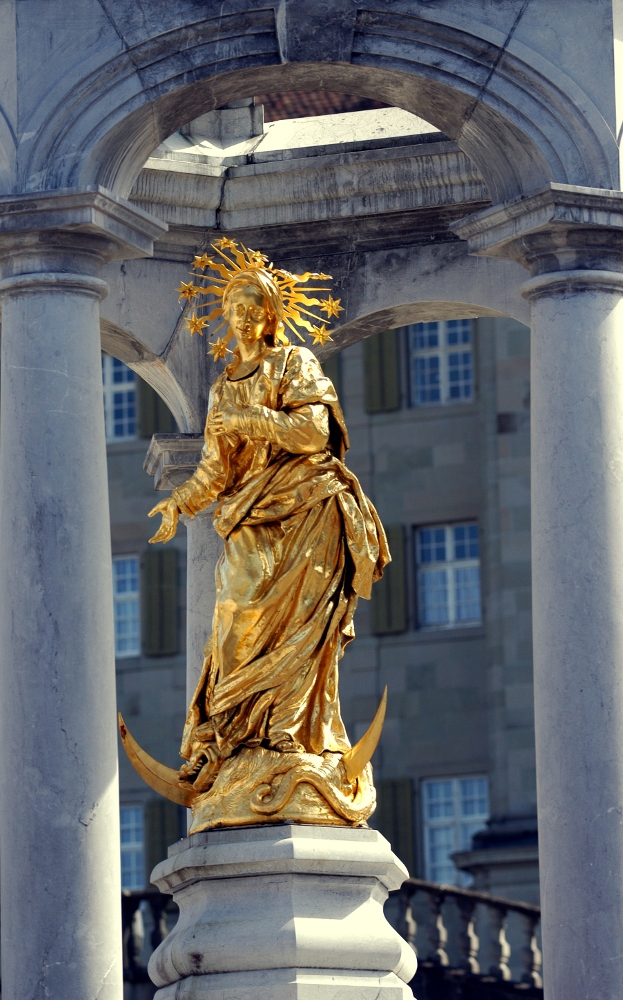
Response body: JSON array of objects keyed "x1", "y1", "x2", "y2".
[{"x1": 188, "y1": 746, "x2": 376, "y2": 833}]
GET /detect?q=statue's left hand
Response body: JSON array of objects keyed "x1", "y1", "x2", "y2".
[{"x1": 148, "y1": 498, "x2": 179, "y2": 544}]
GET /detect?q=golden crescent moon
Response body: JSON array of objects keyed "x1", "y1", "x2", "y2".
[
  {"x1": 342, "y1": 686, "x2": 387, "y2": 782},
  {"x1": 118, "y1": 713, "x2": 197, "y2": 808}
]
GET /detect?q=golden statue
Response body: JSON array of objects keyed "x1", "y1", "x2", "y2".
[{"x1": 119, "y1": 240, "x2": 390, "y2": 832}]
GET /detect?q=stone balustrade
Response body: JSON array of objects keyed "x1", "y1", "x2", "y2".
[
  {"x1": 391, "y1": 878, "x2": 542, "y2": 999},
  {"x1": 122, "y1": 889, "x2": 176, "y2": 990},
  {"x1": 121, "y1": 878, "x2": 542, "y2": 1000}
]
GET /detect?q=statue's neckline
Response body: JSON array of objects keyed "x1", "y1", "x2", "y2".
[{"x1": 227, "y1": 364, "x2": 260, "y2": 382}]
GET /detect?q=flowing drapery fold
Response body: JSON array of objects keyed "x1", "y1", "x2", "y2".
[{"x1": 176, "y1": 346, "x2": 389, "y2": 766}]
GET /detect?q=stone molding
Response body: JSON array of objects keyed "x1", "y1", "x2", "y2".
[
  {"x1": 0, "y1": 271, "x2": 109, "y2": 301},
  {"x1": 0, "y1": 187, "x2": 167, "y2": 263},
  {"x1": 144, "y1": 432, "x2": 204, "y2": 490},
  {"x1": 453, "y1": 182, "x2": 623, "y2": 272},
  {"x1": 129, "y1": 122, "x2": 489, "y2": 233},
  {"x1": 521, "y1": 268, "x2": 623, "y2": 301}
]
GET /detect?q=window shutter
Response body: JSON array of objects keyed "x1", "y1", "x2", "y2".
[
  {"x1": 364, "y1": 330, "x2": 400, "y2": 413},
  {"x1": 371, "y1": 779, "x2": 415, "y2": 874},
  {"x1": 144, "y1": 799, "x2": 183, "y2": 883},
  {"x1": 138, "y1": 379, "x2": 176, "y2": 438},
  {"x1": 372, "y1": 525, "x2": 407, "y2": 634},
  {"x1": 322, "y1": 352, "x2": 342, "y2": 401},
  {"x1": 141, "y1": 548, "x2": 179, "y2": 656}
]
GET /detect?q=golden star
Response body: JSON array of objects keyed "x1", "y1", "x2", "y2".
[
  {"x1": 319, "y1": 295, "x2": 343, "y2": 319},
  {"x1": 214, "y1": 236, "x2": 238, "y2": 252},
  {"x1": 192, "y1": 253, "x2": 214, "y2": 271},
  {"x1": 248, "y1": 249, "x2": 269, "y2": 266},
  {"x1": 184, "y1": 313, "x2": 209, "y2": 336},
  {"x1": 311, "y1": 324, "x2": 333, "y2": 346},
  {"x1": 208, "y1": 337, "x2": 230, "y2": 360},
  {"x1": 177, "y1": 280, "x2": 200, "y2": 302}
]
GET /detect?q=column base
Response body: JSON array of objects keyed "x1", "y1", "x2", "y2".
[
  {"x1": 155, "y1": 967, "x2": 410, "y2": 1000},
  {"x1": 148, "y1": 824, "x2": 416, "y2": 1000}
]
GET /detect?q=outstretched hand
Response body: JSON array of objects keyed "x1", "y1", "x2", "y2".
[{"x1": 148, "y1": 498, "x2": 179, "y2": 544}]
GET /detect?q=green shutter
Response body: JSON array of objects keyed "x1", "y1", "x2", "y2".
[
  {"x1": 144, "y1": 799, "x2": 183, "y2": 882},
  {"x1": 372, "y1": 524, "x2": 407, "y2": 634},
  {"x1": 364, "y1": 330, "x2": 400, "y2": 413},
  {"x1": 141, "y1": 548, "x2": 179, "y2": 656},
  {"x1": 322, "y1": 352, "x2": 342, "y2": 401},
  {"x1": 138, "y1": 379, "x2": 177, "y2": 438},
  {"x1": 371, "y1": 779, "x2": 415, "y2": 874}
]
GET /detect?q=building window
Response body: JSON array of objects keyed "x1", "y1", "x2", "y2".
[
  {"x1": 407, "y1": 319, "x2": 474, "y2": 406},
  {"x1": 416, "y1": 523, "x2": 481, "y2": 629},
  {"x1": 120, "y1": 806, "x2": 145, "y2": 890},
  {"x1": 113, "y1": 556, "x2": 140, "y2": 658},
  {"x1": 422, "y1": 776, "x2": 489, "y2": 886},
  {"x1": 102, "y1": 354, "x2": 137, "y2": 442}
]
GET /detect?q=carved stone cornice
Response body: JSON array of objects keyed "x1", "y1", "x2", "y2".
[
  {"x1": 0, "y1": 187, "x2": 167, "y2": 277},
  {"x1": 452, "y1": 183, "x2": 623, "y2": 275},
  {"x1": 144, "y1": 433, "x2": 204, "y2": 490}
]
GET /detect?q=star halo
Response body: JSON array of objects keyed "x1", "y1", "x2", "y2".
[{"x1": 176, "y1": 237, "x2": 342, "y2": 356}]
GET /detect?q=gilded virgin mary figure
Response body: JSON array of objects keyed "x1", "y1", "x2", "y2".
[{"x1": 121, "y1": 241, "x2": 389, "y2": 831}]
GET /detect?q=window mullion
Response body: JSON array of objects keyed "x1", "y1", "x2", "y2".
[{"x1": 446, "y1": 527, "x2": 456, "y2": 626}]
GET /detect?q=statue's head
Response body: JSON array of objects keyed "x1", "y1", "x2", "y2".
[
  {"x1": 178, "y1": 239, "x2": 339, "y2": 360},
  {"x1": 223, "y1": 269, "x2": 288, "y2": 349}
]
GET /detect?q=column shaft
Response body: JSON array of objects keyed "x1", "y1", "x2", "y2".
[
  {"x1": 528, "y1": 272, "x2": 623, "y2": 999},
  {"x1": 0, "y1": 274, "x2": 122, "y2": 999},
  {"x1": 185, "y1": 512, "x2": 222, "y2": 704},
  {"x1": 186, "y1": 512, "x2": 223, "y2": 705}
]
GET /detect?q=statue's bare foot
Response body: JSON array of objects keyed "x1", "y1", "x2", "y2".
[{"x1": 271, "y1": 738, "x2": 305, "y2": 753}]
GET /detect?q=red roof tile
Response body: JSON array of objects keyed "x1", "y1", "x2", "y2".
[{"x1": 254, "y1": 91, "x2": 388, "y2": 122}]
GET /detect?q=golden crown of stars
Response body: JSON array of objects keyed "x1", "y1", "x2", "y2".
[{"x1": 176, "y1": 237, "x2": 343, "y2": 360}]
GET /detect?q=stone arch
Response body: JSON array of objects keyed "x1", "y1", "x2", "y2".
[{"x1": 21, "y1": 6, "x2": 617, "y2": 205}]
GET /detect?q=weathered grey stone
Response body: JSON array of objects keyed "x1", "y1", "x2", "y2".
[
  {"x1": 0, "y1": 194, "x2": 165, "y2": 1000},
  {"x1": 148, "y1": 825, "x2": 416, "y2": 1000}
]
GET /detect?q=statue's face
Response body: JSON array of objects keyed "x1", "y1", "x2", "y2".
[{"x1": 227, "y1": 284, "x2": 268, "y2": 347}]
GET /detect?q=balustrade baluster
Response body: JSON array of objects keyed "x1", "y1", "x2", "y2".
[
  {"x1": 519, "y1": 912, "x2": 543, "y2": 987},
  {"x1": 149, "y1": 893, "x2": 170, "y2": 950},
  {"x1": 396, "y1": 886, "x2": 418, "y2": 953},
  {"x1": 424, "y1": 889, "x2": 449, "y2": 966},
  {"x1": 487, "y1": 904, "x2": 511, "y2": 980},
  {"x1": 456, "y1": 896, "x2": 479, "y2": 974},
  {"x1": 121, "y1": 892, "x2": 144, "y2": 980}
]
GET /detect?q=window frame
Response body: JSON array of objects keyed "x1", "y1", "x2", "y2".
[
  {"x1": 414, "y1": 522, "x2": 482, "y2": 630},
  {"x1": 120, "y1": 804, "x2": 145, "y2": 891},
  {"x1": 406, "y1": 319, "x2": 475, "y2": 408},
  {"x1": 113, "y1": 554, "x2": 141, "y2": 659},
  {"x1": 102, "y1": 354, "x2": 138, "y2": 443},
  {"x1": 421, "y1": 775, "x2": 489, "y2": 886}
]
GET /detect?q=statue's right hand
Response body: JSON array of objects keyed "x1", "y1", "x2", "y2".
[{"x1": 148, "y1": 498, "x2": 179, "y2": 544}]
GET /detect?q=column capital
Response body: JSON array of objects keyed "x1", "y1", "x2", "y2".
[
  {"x1": 144, "y1": 433, "x2": 203, "y2": 490},
  {"x1": 0, "y1": 186, "x2": 167, "y2": 277},
  {"x1": 452, "y1": 183, "x2": 623, "y2": 275}
]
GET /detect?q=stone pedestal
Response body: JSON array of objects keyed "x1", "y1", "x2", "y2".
[{"x1": 148, "y1": 824, "x2": 417, "y2": 1000}]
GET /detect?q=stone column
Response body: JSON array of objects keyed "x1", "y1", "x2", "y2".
[
  {"x1": 143, "y1": 434, "x2": 223, "y2": 702},
  {"x1": 455, "y1": 184, "x2": 623, "y2": 1000},
  {"x1": 185, "y1": 510, "x2": 222, "y2": 701},
  {"x1": 0, "y1": 190, "x2": 166, "y2": 1000}
]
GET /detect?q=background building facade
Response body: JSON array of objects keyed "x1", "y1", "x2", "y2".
[{"x1": 112, "y1": 307, "x2": 537, "y2": 903}]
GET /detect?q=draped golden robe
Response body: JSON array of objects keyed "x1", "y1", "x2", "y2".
[{"x1": 177, "y1": 345, "x2": 389, "y2": 774}]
